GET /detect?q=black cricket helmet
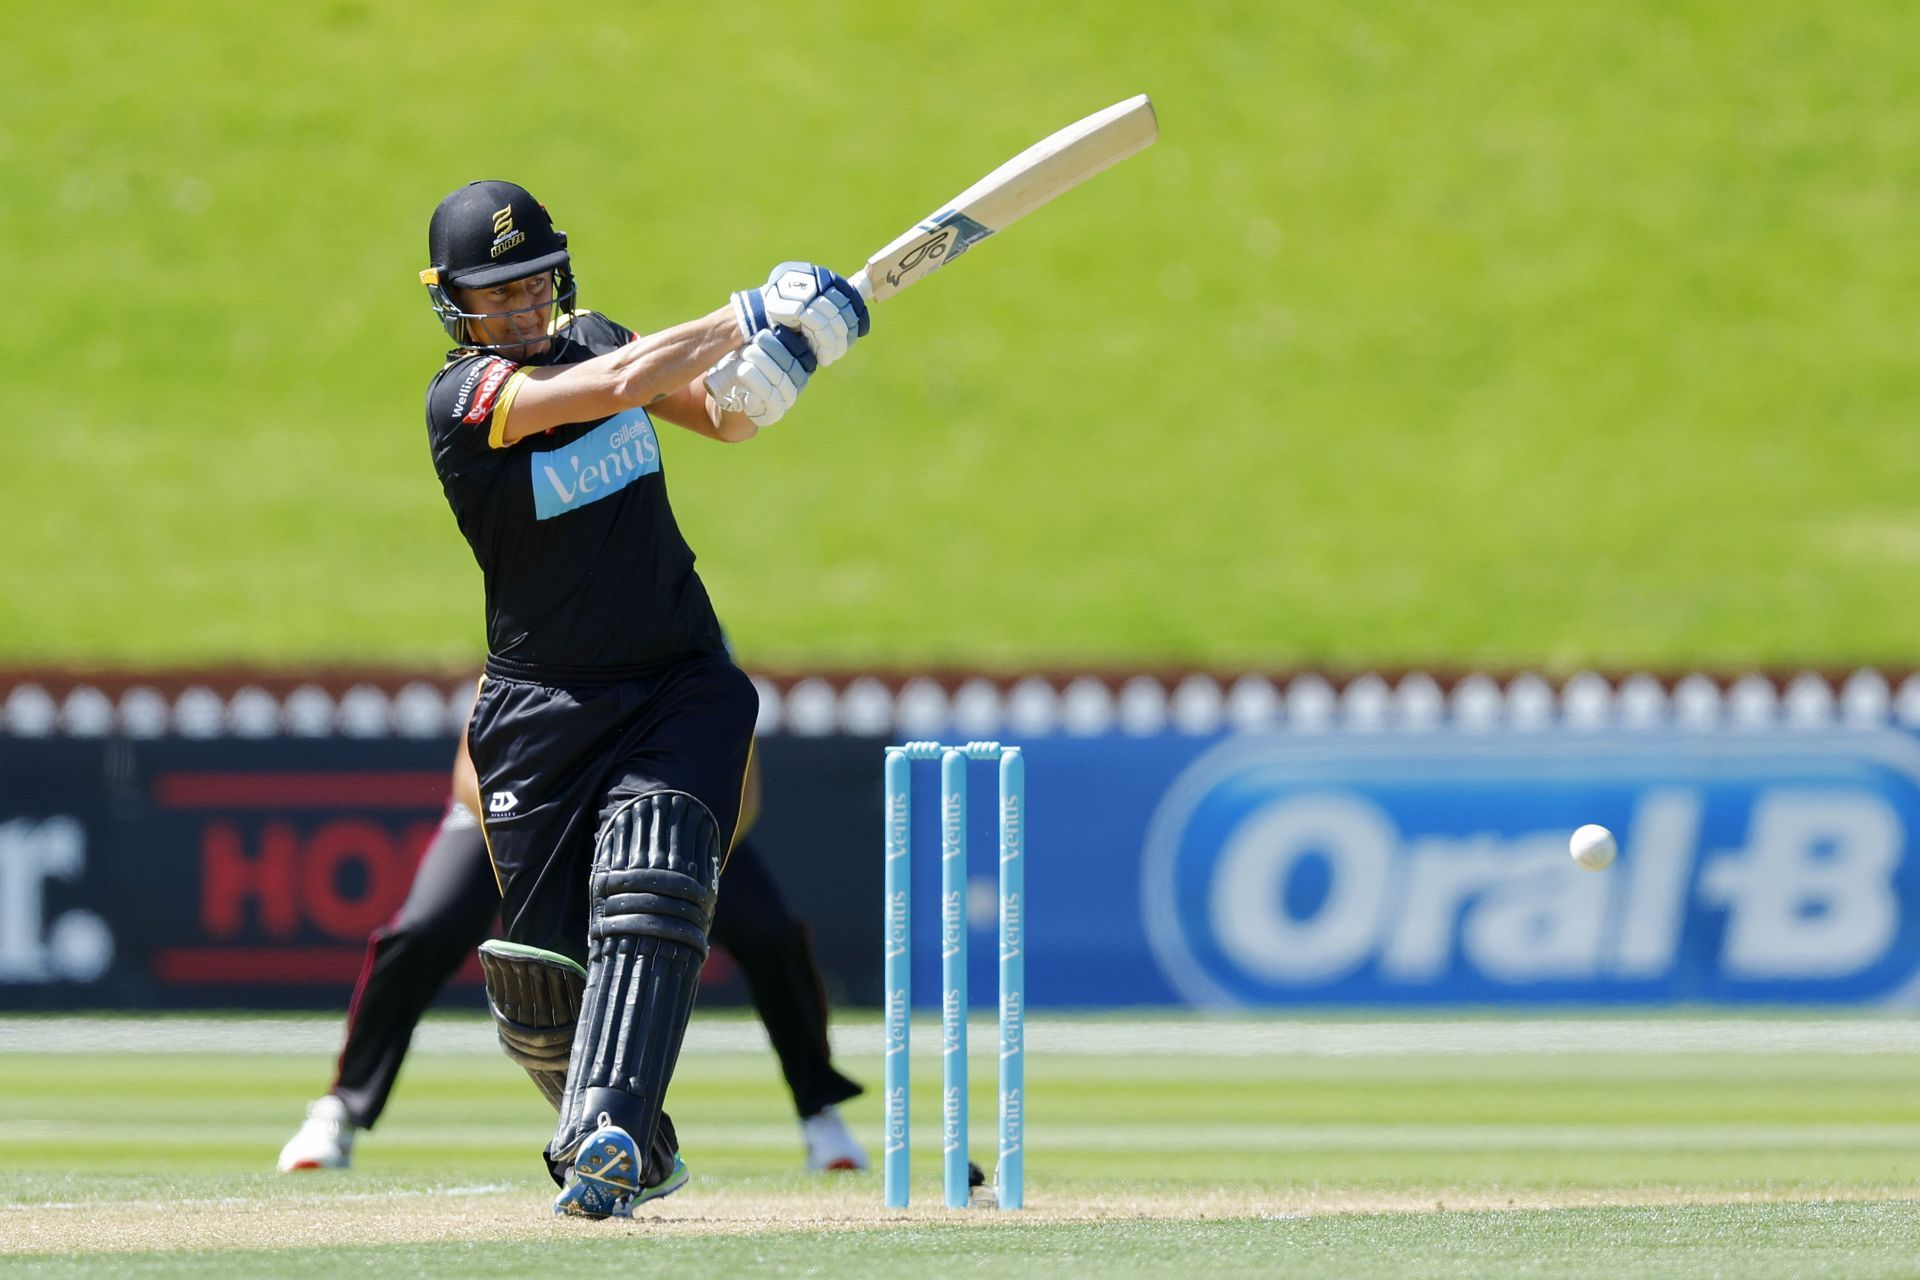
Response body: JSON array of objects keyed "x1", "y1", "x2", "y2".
[{"x1": 419, "y1": 180, "x2": 577, "y2": 350}]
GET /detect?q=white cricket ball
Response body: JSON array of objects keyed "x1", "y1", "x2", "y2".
[{"x1": 1569, "y1": 823, "x2": 1617, "y2": 871}]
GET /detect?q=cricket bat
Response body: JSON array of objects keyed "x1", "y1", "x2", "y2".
[{"x1": 849, "y1": 94, "x2": 1159, "y2": 303}]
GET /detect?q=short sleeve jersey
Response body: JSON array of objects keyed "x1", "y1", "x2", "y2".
[{"x1": 424, "y1": 312, "x2": 724, "y2": 676}]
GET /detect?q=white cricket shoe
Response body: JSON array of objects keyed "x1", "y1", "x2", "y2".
[
  {"x1": 801, "y1": 1105, "x2": 870, "y2": 1172},
  {"x1": 277, "y1": 1095, "x2": 354, "y2": 1171}
]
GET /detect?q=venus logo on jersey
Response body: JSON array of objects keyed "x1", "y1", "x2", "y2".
[{"x1": 531, "y1": 409, "x2": 661, "y2": 520}]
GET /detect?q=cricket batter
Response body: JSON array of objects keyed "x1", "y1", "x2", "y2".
[
  {"x1": 276, "y1": 736, "x2": 869, "y2": 1176},
  {"x1": 412, "y1": 179, "x2": 866, "y2": 1216}
]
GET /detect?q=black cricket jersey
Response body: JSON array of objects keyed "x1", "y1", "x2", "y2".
[{"x1": 424, "y1": 312, "x2": 725, "y2": 680}]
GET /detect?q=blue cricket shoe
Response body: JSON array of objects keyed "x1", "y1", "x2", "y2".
[{"x1": 552, "y1": 1114, "x2": 691, "y2": 1219}]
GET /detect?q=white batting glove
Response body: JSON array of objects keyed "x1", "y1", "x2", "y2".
[
  {"x1": 732, "y1": 262, "x2": 872, "y2": 367},
  {"x1": 704, "y1": 328, "x2": 814, "y2": 427}
]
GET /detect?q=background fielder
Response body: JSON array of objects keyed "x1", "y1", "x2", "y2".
[{"x1": 277, "y1": 733, "x2": 868, "y2": 1174}]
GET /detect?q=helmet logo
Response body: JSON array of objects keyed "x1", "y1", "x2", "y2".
[{"x1": 489, "y1": 205, "x2": 525, "y2": 259}]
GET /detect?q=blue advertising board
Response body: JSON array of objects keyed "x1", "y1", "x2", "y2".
[
  {"x1": 902, "y1": 728, "x2": 1920, "y2": 1007},
  {"x1": 12, "y1": 723, "x2": 1920, "y2": 1008}
]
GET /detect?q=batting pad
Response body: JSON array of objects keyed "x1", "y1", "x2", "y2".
[
  {"x1": 550, "y1": 791, "x2": 721, "y2": 1183},
  {"x1": 477, "y1": 940, "x2": 587, "y2": 1112}
]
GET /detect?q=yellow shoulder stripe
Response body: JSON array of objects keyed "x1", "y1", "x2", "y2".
[{"x1": 489, "y1": 369, "x2": 531, "y2": 449}]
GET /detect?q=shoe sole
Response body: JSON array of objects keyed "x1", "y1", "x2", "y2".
[
  {"x1": 554, "y1": 1138, "x2": 692, "y2": 1218},
  {"x1": 554, "y1": 1131, "x2": 642, "y2": 1219},
  {"x1": 558, "y1": 1156, "x2": 690, "y2": 1220}
]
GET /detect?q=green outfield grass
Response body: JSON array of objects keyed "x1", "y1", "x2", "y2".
[
  {"x1": 7, "y1": 3, "x2": 1920, "y2": 668},
  {"x1": 3, "y1": 1015, "x2": 1918, "y2": 1276}
]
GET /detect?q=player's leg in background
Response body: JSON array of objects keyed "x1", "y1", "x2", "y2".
[
  {"x1": 330, "y1": 798, "x2": 501, "y2": 1128},
  {"x1": 277, "y1": 795, "x2": 499, "y2": 1171},
  {"x1": 710, "y1": 834, "x2": 868, "y2": 1171}
]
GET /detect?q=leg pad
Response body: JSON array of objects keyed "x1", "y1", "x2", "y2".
[
  {"x1": 478, "y1": 940, "x2": 586, "y2": 1112},
  {"x1": 551, "y1": 791, "x2": 722, "y2": 1183}
]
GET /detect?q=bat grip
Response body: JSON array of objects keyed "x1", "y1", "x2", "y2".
[{"x1": 850, "y1": 268, "x2": 875, "y2": 303}]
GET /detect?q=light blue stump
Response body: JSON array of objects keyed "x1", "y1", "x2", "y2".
[
  {"x1": 940, "y1": 747, "x2": 970, "y2": 1210},
  {"x1": 882, "y1": 748, "x2": 912, "y2": 1209},
  {"x1": 883, "y1": 740, "x2": 1026, "y2": 1210},
  {"x1": 997, "y1": 747, "x2": 1025, "y2": 1210}
]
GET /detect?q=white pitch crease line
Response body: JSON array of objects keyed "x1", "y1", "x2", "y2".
[
  {"x1": 989, "y1": 1123, "x2": 1920, "y2": 1151},
  {"x1": 8, "y1": 1121, "x2": 1911, "y2": 1157},
  {"x1": 4, "y1": 1017, "x2": 1920, "y2": 1056},
  {"x1": 5, "y1": 1184, "x2": 521, "y2": 1211}
]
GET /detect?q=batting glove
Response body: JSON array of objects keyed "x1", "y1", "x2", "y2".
[
  {"x1": 704, "y1": 327, "x2": 817, "y2": 427},
  {"x1": 732, "y1": 262, "x2": 872, "y2": 367}
]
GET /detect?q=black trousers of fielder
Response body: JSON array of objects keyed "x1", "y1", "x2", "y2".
[{"x1": 331, "y1": 815, "x2": 861, "y2": 1129}]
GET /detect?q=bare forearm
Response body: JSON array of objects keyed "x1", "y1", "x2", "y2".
[
  {"x1": 498, "y1": 306, "x2": 740, "y2": 443},
  {"x1": 612, "y1": 307, "x2": 740, "y2": 407}
]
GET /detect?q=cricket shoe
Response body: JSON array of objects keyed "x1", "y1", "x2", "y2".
[
  {"x1": 553, "y1": 1114, "x2": 691, "y2": 1219},
  {"x1": 277, "y1": 1095, "x2": 354, "y2": 1171},
  {"x1": 801, "y1": 1105, "x2": 870, "y2": 1172}
]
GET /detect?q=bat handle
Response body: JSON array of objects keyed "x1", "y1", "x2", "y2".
[{"x1": 850, "y1": 268, "x2": 875, "y2": 303}]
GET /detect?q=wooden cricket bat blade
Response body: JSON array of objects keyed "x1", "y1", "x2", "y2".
[{"x1": 852, "y1": 94, "x2": 1158, "y2": 303}]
